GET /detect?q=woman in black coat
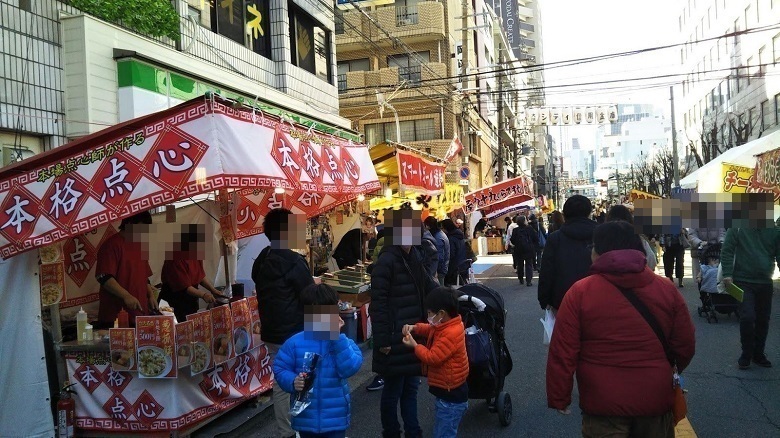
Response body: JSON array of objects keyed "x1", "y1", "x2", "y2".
[
  {"x1": 511, "y1": 216, "x2": 539, "y2": 286},
  {"x1": 369, "y1": 242, "x2": 438, "y2": 438}
]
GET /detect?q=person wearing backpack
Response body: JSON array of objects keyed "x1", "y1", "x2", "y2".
[
  {"x1": 511, "y1": 216, "x2": 539, "y2": 286},
  {"x1": 530, "y1": 213, "x2": 547, "y2": 271}
]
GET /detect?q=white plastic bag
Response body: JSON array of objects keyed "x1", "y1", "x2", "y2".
[{"x1": 540, "y1": 308, "x2": 556, "y2": 346}]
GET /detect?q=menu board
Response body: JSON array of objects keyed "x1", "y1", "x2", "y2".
[
  {"x1": 109, "y1": 328, "x2": 137, "y2": 372},
  {"x1": 231, "y1": 298, "x2": 253, "y2": 356},
  {"x1": 187, "y1": 311, "x2": 213, "y2": 375},
  {"x1": 210, "y1": 304, "x2": 234, "y2": 365},
  {"x1": 135, "y1": 315, "x2": 177, "y2": 379},
  {"x1": 39, "y1": 262, "x2": 65, "y2": 306},
  {"x1": 247, "y1": 296, "x2": 261, "y2": 348},
  {"x1": 175, "y1": 321, "x2": 194, "y2": 369}
]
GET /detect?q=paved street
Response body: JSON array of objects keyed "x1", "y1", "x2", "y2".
[{"x1": 221, "y1": 254, "x2": 779, "y2": 438}]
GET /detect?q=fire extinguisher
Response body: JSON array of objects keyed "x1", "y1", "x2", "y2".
[{"x1": 57, "y1": 382, "x2": 76, "y2": 438}]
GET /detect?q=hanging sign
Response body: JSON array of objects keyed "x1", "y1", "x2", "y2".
[
  {"x1": 396, "y1": 149, "x2": 446, "y2": 195},
  {"x1": 752, "y1": 148, "x2": 780, "y2": 202},
  {"x1": 522, "y1": 105, "x2": 617, "y2": 126},
  {"x1": 463, "y1": 176, "x2": 535, "y2": 214}
]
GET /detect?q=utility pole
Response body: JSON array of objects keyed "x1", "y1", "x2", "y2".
[
  {"x1": 496, "y1": 44, "x2": 505, "y2": 182},
  {"x1": 460, "y1": 0, "x2": 470, "y2": 155},
  {"x1": 670, "y1": 86, "x2": 680, "y2": 188}
]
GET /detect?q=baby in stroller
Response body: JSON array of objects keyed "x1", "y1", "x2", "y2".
[{"x1": 696, "y1": 254, "x2": 721, "y2": 298}]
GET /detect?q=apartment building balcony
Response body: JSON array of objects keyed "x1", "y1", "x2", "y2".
[
  {"x1": 336, "y1": 1, "x2": 445, "y2": 53},
  {"x1": 338, "y1": 62, "x2": 448, "y2": 105}
]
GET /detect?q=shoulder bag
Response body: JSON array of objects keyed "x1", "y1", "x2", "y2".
[{"x1": 616, "y1": 286, "x2": 687, "y2": 425}]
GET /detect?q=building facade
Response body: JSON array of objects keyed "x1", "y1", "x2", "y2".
[
  {"x1": 335, "y1": 0, "x2": 546, "y2": 194},
  {"x1": 678, "y1": 0, "x2": 780, "y2": 165},
  {"x1": 1, "y1": 0, "x2": 352, "y2": 170}
]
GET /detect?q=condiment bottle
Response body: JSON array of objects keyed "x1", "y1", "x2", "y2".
[
  {"x1": 84, "y1": 324, "x2": 93, "y2": 343},
  {"x1": 76, "y1": 307, "x2": 87, "y2": 343},
  {"x1": 118, "y1": 309, "x2": 129, "y2": 328}
]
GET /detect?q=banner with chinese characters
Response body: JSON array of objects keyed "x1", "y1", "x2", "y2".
[
  {"x1": 218, "y1": 187, "x2": 356, "y2": 240},
  {"x1": 0, "y1": 96, "x2": 380, "y2": 259},
  {"x1": 395, "y1": 150, "x2": 446, "y2": 195},
  {"x1": 752, "y1": 150, "x2": 780, "y2": 203},
  {"x1": 66, "y1": 343, "x2": 272, "y2": 433},
  {"x1": 39, "y1": 261, "x2": 65, "y2": 306},
  {"x1": 463, "y1": 176, "x2": 535, "y2": 214},
  {"x1": 721, "y1": 162, "x2": 754, "y2": 193}
]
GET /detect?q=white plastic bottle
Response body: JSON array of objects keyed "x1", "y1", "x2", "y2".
[{"x1": 76, "y1": 307, "x2": 87, "y2": 343}]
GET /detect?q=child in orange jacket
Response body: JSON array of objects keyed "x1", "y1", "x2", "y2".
[{"x1": 402, "y1": 287, "x2": 469, "y2": 438}]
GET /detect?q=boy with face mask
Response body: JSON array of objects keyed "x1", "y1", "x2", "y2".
[
  {"x1": 402, "y1": 287, "x2": 469, "y2": 438},
  {"x1": 272, "y1": 284, "x2": 363, "y2": 438}
]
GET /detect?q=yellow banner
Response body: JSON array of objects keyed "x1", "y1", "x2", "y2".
[
  {"x1": 369, "y1": 184, "x2": 464, "y2": 215},
  {"x1": 721, "y1": 162, "x2": 754, "y2": 193},
  {"x1": 629, "y1": 189, "x2": 661, "y2": 202}
]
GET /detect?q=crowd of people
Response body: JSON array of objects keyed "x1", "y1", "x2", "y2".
[{"x1": 243, "y1": 196, "x2": 777, "y2": 438}]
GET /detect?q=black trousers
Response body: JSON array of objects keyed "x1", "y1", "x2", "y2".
[
  {"x1": 515, "y1": 251, "x2": 534, "y2": 284},
  {"x1": 736, "y1": 281, "x2": 774, "y2": 358},
  {"x1": 662, "y1": 244, "x2": 685, "y2": 279}
]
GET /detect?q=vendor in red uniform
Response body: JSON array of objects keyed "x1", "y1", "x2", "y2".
[
  {"x1": 159, "y1": 224, "x2": 219, "y2": 322},
  {"x1": 95, "y1": 211, "x2": 158, "y2": 328}
]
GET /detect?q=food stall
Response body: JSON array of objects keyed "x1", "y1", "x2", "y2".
[
  {"x1": 463, "y1": 176, "x2": 535, "y2": 255},
  {"x1": 0, "y1": 94, "x2": 380, "y2": 436}
]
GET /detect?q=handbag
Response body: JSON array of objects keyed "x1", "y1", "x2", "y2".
[
  {"x1": 463, "y1": 310, "x2": 495, "y2": 371},
  {"x1": 615, "y1": 286, "x2": 687, "y2": 425}
]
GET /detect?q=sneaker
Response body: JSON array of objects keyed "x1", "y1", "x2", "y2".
[
  {"x1": 527, "y1": 282, "x2": 533, "y2": 287},
  {"x1": 738, "y1": 356, "x2": 751, "y2": 370},
  {"x1": 753, "y1": 355, "x2": 773, "y2": 368},
  {"x1": 366, "y1": 376, "x2": 384, "y2": 391}
]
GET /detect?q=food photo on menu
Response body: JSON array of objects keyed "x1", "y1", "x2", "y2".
[
  {"x1": 230, "y1": 298, "x2": 253, "y2": 356},
  {"x1": 135, "y1": 315, "x2": 177, "y2": 378},
  {"x1": 210, "y1": 304, "x2": 234, "y2": 365},
  {"x1": 247, "y1": 295, "x2": 261, "y2": 348},
  {"x1": 176, "y1": 320, "x2": 194, "y2": 369},
  {"x1": 187, "y1": 310, "x2": 213, "y2": 375},
  {"x1": 109, "y1": 328, "x2": 137, "y2": 372}
]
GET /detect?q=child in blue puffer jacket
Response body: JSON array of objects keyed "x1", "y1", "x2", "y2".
[{"x1": 273, "y1": 283, "x2": 363, "y2": 438}]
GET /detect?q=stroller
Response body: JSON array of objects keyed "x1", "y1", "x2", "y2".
[
  {"x1": 697, "y1": 243, "x2": 740, "y2": 323},
  {"x1": 457, "y1": 283, "x2": 513, "y2": 426}
]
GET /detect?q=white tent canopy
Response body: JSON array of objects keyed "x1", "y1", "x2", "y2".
[{"x1": 679, "y1": 129, "x2": 780, "y2": 191}]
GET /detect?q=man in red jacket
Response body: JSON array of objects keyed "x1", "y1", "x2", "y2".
[{"x1": 547, "y1": 221, "x2": 695, "y2": 437}]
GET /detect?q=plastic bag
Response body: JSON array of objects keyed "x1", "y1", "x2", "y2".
[
  {"x1": 290, "y1": 352, "x2": 320, "y2": 417},
  {"x1": 540, "y1": 309, "x2": 556, "y2": 346}
]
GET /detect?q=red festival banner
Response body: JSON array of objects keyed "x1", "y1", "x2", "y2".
[
  {"x1": 0, "y1": 96, "x2": 380, "y2": 259},
  {"x1": 463, "y1": 176, "x2": 535, "y2": 214},
  {"x1": 752, "y1": 147, "x2": 780, "y2": 202},
  {"x1": 442, "y1": 136, "x2": 464, "y2": 164},
  {"x1": 396, "y1": 150, "x2": 446, "y2": 194}
]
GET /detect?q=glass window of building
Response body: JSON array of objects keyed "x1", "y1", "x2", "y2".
[
  {"x1": 210, "y1": 0, "x2": 272, "y2": 58},
  {"x1": 290, "y1": 4, "x2": 332, "y2": 82}
]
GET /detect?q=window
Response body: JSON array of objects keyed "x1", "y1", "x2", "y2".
[
  {"x1": 749, "y1": 107, "x2": 756, "y2": 131},
  {"x1": 337, "y1": 59, "x2": 370, "y2": 92},
  {"x1": 775, "y1": 93, "x2": 780, "y2": 124},
  {"x1": 773, "y1": 33, "x2": 780, "y2": 62},
  {"x1": 761, "y1": 99, "x2": 772, "y2": 130},
  {"x1": 210, "y1": 0, "x2": 271, "y2": 59},
  {"x1": 759, "y1": 45, "x2": 767, "y2": 73},
  {"x1": 745, "y1": 5, "x2": 752, "y2": 29},
  {"x1": 289, "y1": 4, "x2": 331, "y2": 82},
  {"x1": 747, "y1": 56, "x2": 755, "y2": 85},
  {"x1": 364, "y1": 119, "x2": 435, "y2": 145},
  {"x1": 388, "y1": 52, "x2": 429, "y2": 85}
]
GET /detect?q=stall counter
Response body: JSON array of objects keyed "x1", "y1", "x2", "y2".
[{"x1": 60, "y1": 340, "x2": 272, "y2": 436}]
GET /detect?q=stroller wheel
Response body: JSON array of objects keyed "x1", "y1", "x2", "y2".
[{"x1": 496, "y1": 391, "x2": 512, "y2": 426}]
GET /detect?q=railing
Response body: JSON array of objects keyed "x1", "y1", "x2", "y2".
[
  {"x1": 396, "y1": 6, "x2": 419, "y2": 26},
  {"x1": 398, "y1": 65, "x2": 422, "y2": 86},
  {"x1": 337, "y1": 74, "x2": 347, "y2": 92}
]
